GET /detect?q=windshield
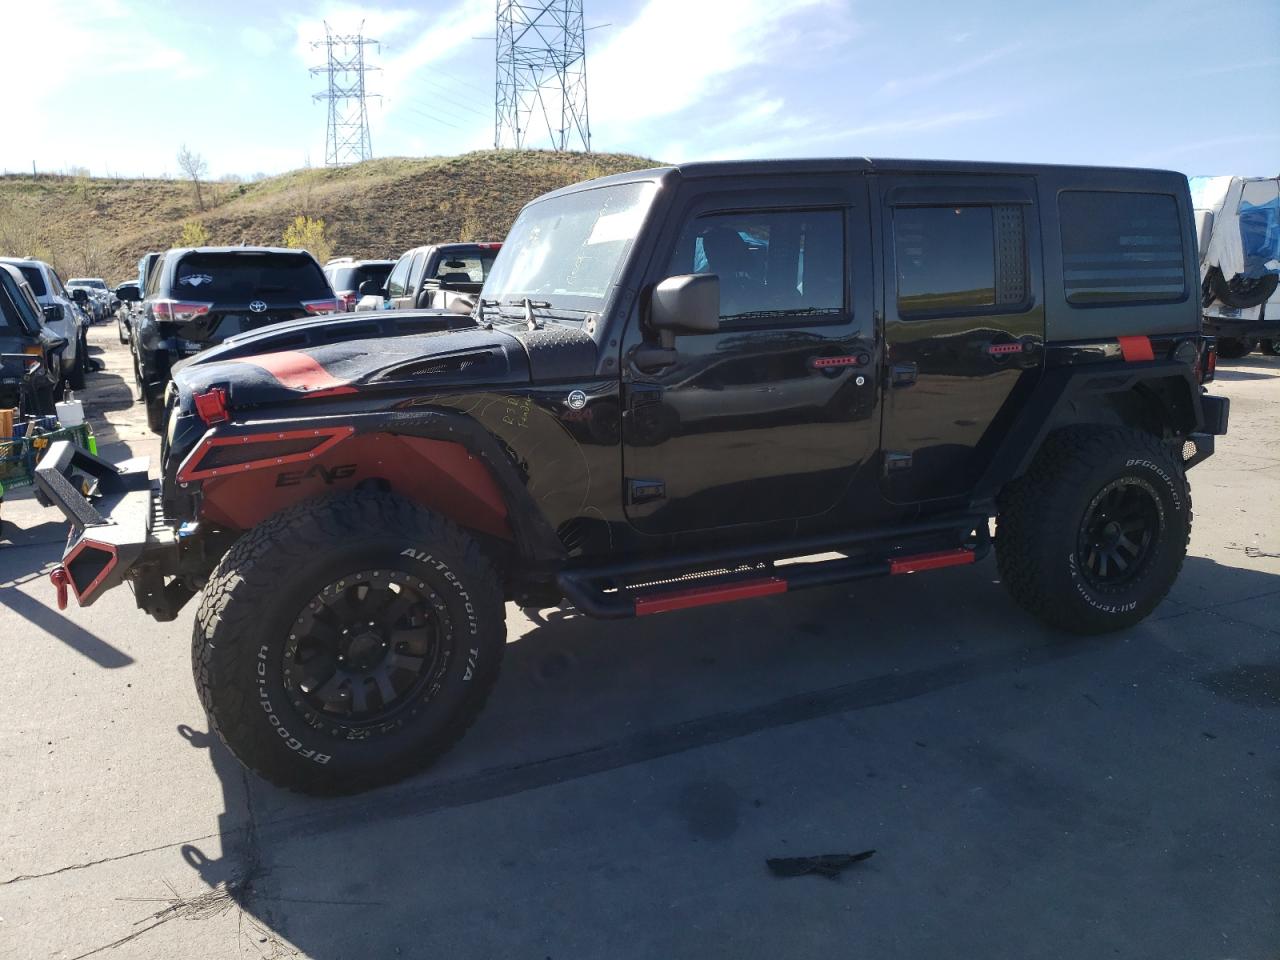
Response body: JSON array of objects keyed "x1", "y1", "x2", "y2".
[
  {"x1": 482, "y1": 181, "x2": 657, "y2": 312},
  {"x1": 329, "y1": 263, "x2": 393, "y2": 292},
  {"x1": 69, "y1": 278, "x2": 107, "y2": 289}
]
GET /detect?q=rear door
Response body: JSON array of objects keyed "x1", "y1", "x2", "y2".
[{"x1": 877, "y1": 175, "x2": 1044, "y2": 503}]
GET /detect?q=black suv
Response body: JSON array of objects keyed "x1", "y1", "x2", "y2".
[
  {"x1": 39, "y1": 158, "x2": 1228, "y2": 795},
  {"x1": 116, "y1": 246, "x2": 338, "y2": 432},
  {"x1": 0, "y1": 263, "x2": 65, "y2": 414}
]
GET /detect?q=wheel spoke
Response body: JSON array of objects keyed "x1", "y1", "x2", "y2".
[
  {"x1": 1108, "y1": 548, "x2": 1129, "y2": 572},
  {"x1": 1116, "y1": 534, "x2": 1139, "y2": 557},
  {"x1": 372, "y1": 668, "x2": 397, "y2": 705},
  {"x1": 387, "y1": 652, "x2": 425, "y2": 673},
  {"x1": 1097, "y1": 552, "x2": 1109, "y2": 578},
  {"x1": 349, "y1": 679, "x2": 369, "y2": 714},
  {"x1": 311, "y1": 672, "x2": 347, "y2": 705}
]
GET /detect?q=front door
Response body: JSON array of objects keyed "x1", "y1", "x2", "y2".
[
  {"x1": 878, "y1": 176, "x2": 1045, "y2": 503},
  {"x1": 621, "y1": 178, "x2": 878, "y2": 535}
]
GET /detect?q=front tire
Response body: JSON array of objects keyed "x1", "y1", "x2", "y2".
[
  {"x1": 67, "y1": 336, "x2": 87, "y2": 390},
  {"x1": 193, "y1": 491, "x2": 506, "y2": 794},
  {"x1": 996, "y1": 427, "x2": 1190, "y2": 634},
  {"x1": 1261, "y1": 339, "x2": 1280, "y2": 357}
]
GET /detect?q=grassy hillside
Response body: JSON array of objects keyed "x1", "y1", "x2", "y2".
[{"x1": 0, "y1": 150, "x2": 656, "y2": 284}]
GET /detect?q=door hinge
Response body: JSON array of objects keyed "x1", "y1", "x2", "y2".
[
  {"x1": 890, "y1": 362, "x2": 918, "y2": 387},
  {"x1": 883, "y1": 452, "x2": 913, "y2": 476},
  {"x1": 627, "y1": 478, "x2": 666, "y2": 505},
  {"x1": 626, "y1": 383, "x2": 664, "y2": 412}
]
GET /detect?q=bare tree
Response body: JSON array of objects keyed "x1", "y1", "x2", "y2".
[{"x1": 176, "y1": 144, "x2": 209, "y2": 211}]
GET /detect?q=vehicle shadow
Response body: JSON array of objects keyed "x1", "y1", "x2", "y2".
[
  {"x1": 0, "y1": 543, "x2": 134, "y2": 668},
  {"x1": 172, "y1": 553, "x2": 1280, "y2": 957}
]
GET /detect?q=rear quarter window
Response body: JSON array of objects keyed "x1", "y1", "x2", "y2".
[
  {"x1": 17, "y1": 265, "x2": 47, "y2": 297},
  {"x1": 1059, "y1": 191, "x2": 1186, "y2": 306},
  {"x1": 171, "y1": 253, "x2": 330, "y2": 301}
]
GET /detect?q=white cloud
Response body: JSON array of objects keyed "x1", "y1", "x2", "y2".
[
  {"x1": 589, "y1": 0, "x2": 843, "y2": 134},
  {"x1": 877, "y1": 43, "x2": 1023, "y2": 99}
]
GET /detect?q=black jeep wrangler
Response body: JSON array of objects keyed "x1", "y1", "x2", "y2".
[{"x1": 37, "y1": 159, "x2": 1228, "y2": 795}]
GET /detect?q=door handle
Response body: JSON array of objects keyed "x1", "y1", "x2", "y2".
[{"x1": 890, "y1": 362, "x2": 917, "y2": 387}]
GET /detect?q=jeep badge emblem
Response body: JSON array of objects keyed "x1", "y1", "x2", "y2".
[
  {"x1": 249, "y1": 300, "x2": 268, "y2": 313},
  {"x1": 566, "y1": 389, "x2": 587, "y2": 410}
]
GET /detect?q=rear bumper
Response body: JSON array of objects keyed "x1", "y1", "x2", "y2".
[{"x1": 35, "y1": 441, "x2": 178, "y2": 610}]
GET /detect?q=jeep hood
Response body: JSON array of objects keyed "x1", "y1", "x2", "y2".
[{"x1": 173, "y1": 324, "x2": 532, "y2": 408}]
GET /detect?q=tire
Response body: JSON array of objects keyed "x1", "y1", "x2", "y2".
[
  {"x1": 67, "y1": 336, "x2": 87, "y2": 390},
  {"x1": 1215, "y1": 337, "x2": 1256, "y2": 360},
  {"x1": 1209, "y1": 268, "x2": 1279, "y2": 310},
  {"x1": 1261, "y1": 339, "x2": 1280, "y2": 358},
  {"x1": 144, "y1": 391, "x2": 165, "y2": 434},
  {"x1": 996, "y1": 426, "x2": 1190, "y2": 635},
  {"x1": 117, "y1": 314, "x2": 128, "y2": 344},
  {"x1": 192, "y1": 490, "x2": 506, "y2": 794}
]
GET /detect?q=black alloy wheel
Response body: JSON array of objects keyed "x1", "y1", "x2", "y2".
[
  {"x1": 284, "y1": 569, "x2": 446, "y2": 731},
  {"x1": 1076, "y1": 479, "x2": 1160, "y2": 590}
]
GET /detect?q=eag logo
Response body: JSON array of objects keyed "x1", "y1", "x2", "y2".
[{"x1": 275, "y1": 463, "x2": 357, "y2": 487}]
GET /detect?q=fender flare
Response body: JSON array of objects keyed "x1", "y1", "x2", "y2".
[{"x1": 973, "y1": 360, "x2": 1203, "y2": 503}]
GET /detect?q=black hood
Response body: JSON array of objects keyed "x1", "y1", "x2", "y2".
[{"x1": 173, "y1": 323, "x2": 532, "y2": 410}]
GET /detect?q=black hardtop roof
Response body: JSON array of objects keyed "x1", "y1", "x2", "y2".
[{"x1": 537, "y1": 157, "x2": 1187, "y2": 202}]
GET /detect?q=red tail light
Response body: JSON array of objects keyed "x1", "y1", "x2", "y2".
[
  {"x1": 193, "y1": 387, "x2": 229, "y2": 424},
  {"x1": 337, "y1": 292, "x2": 357, "y2": 311},
  {"x1": 476, "y1": 242, "x2": 502, "y2": 250},
  {"x1": 152, "y1": 299, "x2": 212, "y2": 322},
  {"x1": 302, "y1": 298, "x2": 339, "y2": 315}
]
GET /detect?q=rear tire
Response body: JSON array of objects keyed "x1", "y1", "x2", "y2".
[
  {"x1": 1215, "y1": 337, "x2": 1256, "y2": 360},
  {"x1": 1261, "y1": 339, "x2": 1280, "y2": 357},
  {"x1": 67, "y1": 337, "x2": 87, "y2": 390},
  {"x1": 192, "y1": 490, "x2": 506, "y2": 794},
  {"x1": 996, "y1": 427, "x2": 1190, "y2": 635}
]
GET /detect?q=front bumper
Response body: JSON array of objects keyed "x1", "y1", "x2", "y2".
[{"x1": 35, "y1": 441, "x2": 179, "y2": 612}]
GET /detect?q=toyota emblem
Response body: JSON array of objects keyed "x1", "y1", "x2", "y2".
[{"x1": 249, "y1": 300, "x2": 268, "y2": 313}]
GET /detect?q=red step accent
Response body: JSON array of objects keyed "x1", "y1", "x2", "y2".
[
  {"x1": 1117, "y1": 335, "x2": 1154, "y2": 363},
  {"x1": 634, "y1": 576, "x2": 787, "y2": 616},
  {"x1": 889, "y1": 548, "x2": 975, "y2": 575}
]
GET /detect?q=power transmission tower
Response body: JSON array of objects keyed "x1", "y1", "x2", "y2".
[
  {"x1": 495, "y1": 1, "x2": 591, "y2": 152},
  {"x1": 310, "y1": 23, "x2": 380, "y2": 166}
]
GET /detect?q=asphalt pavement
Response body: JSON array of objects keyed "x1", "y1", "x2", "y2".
[{"x1": 0, "y1": 322, "x2": 1276, "y2": 959}]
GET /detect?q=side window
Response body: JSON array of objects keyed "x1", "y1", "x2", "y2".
[
  {"x1": 385, "y1": 256, "x2": 412, "y2": 298},
  {"x1": 667, "y1": 208, "x2": 845, "y2": 326},
  {"x1": 145, "y1": 257, "x2": 165, "y2": 297},
  {"x1": 1059, "y1": 191, "x2": 1185, "y2": 305},
  {"x1": 407, "y1": 252, "x2": 429, "y2": 292},
  {"x1": 48, "y1": 269, "x2": 65, "y2": 297},
  {"x1": 893, "y1": 205, "x2": 1028, "y2": 317}
]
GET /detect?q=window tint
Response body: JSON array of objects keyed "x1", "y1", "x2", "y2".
[
  {"x1": 385, "y1": 256, "x2": 412, "y2": 298},
  {"x1": 17, "y1": 265, "x2": 46, "y2": 297},
  {"x1": 329, "y1": 264, "x2": 393, "y2": 292},
  {"x1": 145, "y1": 256, "x2": 165, "y2": 297},
  {"x1": 171, "y1": 253, "x2": 330, "y2": 301},
  {"x1": 668, "y1": 209, "x2": 845, "y2": 324},
  {"x1": 433, "y1": 254, "x2": 496, "y2": 284},
  {"x1": 0, "y1": 273, "x2": 34, "y2": 334},
  {"x1": 894, "y1": 205, "x2": 1027, "y2": 317},
  {"x1": 1059, "y1": 191, "x2": 1185, "y2": 305}
]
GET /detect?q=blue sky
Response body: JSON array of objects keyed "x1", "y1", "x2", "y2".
[{"x1": 3, "y1": 0, "x2": 1276, "y2": 180}]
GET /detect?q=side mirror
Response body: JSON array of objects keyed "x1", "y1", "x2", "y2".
[
  {"x1": 43, "y1": 304, "x2": 65, "y2": 324},
  {"x1": 115, "y1": 283, "x2": 141, "y2": 302},
  {"x1": 70, "y1": 288, "x2": 89, "y2": 304},
  {"x1": 632, "y1": 274, "x2": 721, "y2": 374},
  {"x1": 651, "y1": 274, "x2": 720, "y2": 337},
  {"x1": 46, "y1": 335, "x2": 69, "y2": 353},
  {"x1": 358, "y1": 280, "x2": 385, "y2": 298}
]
